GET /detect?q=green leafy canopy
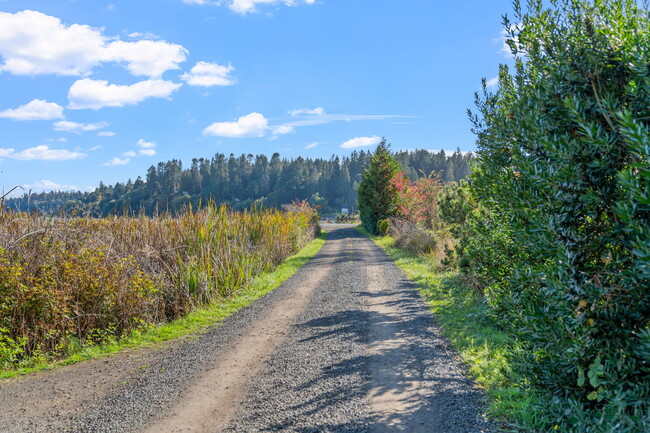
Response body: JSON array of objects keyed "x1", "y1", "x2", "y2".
[{"x1": 464, "y1": 0, "x2": 650, "y2": 430}]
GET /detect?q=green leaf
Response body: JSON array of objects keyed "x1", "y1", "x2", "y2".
[{"x1": 577, "y1": 366, "x2": 585, "y2": 387}]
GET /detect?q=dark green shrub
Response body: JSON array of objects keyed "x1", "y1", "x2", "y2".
[
  {"x1": 467, "y1": 0, "x2": 650, "y2": 430},
  {"x1": 357, "y1": 140, "x2": 402, "y2": 234}
]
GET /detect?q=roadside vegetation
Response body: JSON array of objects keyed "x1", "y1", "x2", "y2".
[
  {"x1": 359, "y1": 1, "x2": 650, "y2": 431},
  {"x1": 0, "y1": 201, "x2": 320, "y2": 372}
]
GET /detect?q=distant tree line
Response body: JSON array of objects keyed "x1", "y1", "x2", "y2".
[{"x1": 5, "y1": 149, "x2": 472, "y2": 216}]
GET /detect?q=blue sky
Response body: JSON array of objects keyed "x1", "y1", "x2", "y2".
[{"x1": 0, "y1": 0, "x2": 513, "y2": 196}]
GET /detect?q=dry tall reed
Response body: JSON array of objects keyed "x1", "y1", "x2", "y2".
[{"x1": 0, "y1": 204, "x2": 318, "y2": 367}]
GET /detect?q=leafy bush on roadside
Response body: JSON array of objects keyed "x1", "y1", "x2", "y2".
[
  {"x1": 464, "y1": 0, "x2": 650, "y2": 430},
  {"x1": 388, "y1": 170, "x2": 454, "y2": 263}
]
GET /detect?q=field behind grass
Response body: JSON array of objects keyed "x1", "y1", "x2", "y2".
[{"x1": 0, "y1": 204, "x2": 319, "y2": 371}]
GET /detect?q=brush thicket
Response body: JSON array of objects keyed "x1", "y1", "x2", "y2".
[{"x1": 0, "y1": 203, "x2": 318, "y2": 367}]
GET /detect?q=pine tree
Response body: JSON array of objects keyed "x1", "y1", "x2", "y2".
[{"x1": 357, "y1": 139, "x2": 401, "y2": 234}]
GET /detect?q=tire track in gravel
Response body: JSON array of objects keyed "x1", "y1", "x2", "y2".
[
  {"x1": 221, "y1": 225, "x2": 493, "y2": 433},
  {"x1": 142, "y1": 234, "x2": 337, "y2": 432},
  {"x1": 0, "y1": 224, "x2": 494, "y2": 433}
]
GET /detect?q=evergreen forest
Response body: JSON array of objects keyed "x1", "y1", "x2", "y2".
[{"x1": 5, "y1": 149, "x2": 472, "y2": 216}]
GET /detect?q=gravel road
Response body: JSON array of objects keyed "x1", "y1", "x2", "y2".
[{"x1": 0, "y1": 224, "x2": 494, "y2": 433}]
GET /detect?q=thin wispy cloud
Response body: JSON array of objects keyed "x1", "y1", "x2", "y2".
[
  {"x1": 204, "y1": 108, "x2": 409, "y2": 139},
  {"x1": 289, "y1": 107, "x2": 325, "y2": 116},
  {"x1": 183, "y1": 0, "x2": 318, "y2": 14},
  {"x1": 0, "y1": 145, "x2": 86, "y2": 161},
  {"x1": 54, "y1": 120, "x2": 109, "y2": 133},
  {"x1": 280, "y1": 108, "x2": 409, "y2": 128},
  {"x1": 108, "y1": 138, "x2": 156, "y2": 166}
]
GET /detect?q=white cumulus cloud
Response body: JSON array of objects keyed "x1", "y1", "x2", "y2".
[
  {"x1": 113, "y1": 139, "x2": 157, "y2": 162},
  {"x1": 104, "y1": 156, "x2": 130, "y2": 166},
  {"x1": 0, "y1": 99, "x2": 65, "y2": 121},
  {"x1": 0, "y1": 10, "x2": 187, "y2": 78},
  {"x1": 340, "y1": 136, "x2": 382, "y2": 149},
  {"x1": 181, "y1": 61, "x2": 236, "y2": 87},
  {"x1": 137, "y1": 139, "x2": 156, "y2": 149},
  {"x1": 203, "y1": 112, "x2": 269, "y2": 138},
  {"x1": 497, "y1": 23, "x2": 524, "y2": 58},
  {"x1": 98, "y1": 131, "x2": 116, "y2": 137},
  {"x1": 136, "y1": 139, "x2": 157, "y2": 156},
  {"x1": 68, "y1": 78, "x2": 182, "y2": 110},
  {"x1": 0, "y1": 145, "x2": 86, "y2": 160},
  {"x1": 0, "y1": 148, "x2": 15, "y2": 158},
  {"x1": 485, "y1": 76, "x2": 499, "y2": 89},
  {"x1": 304, "y1": 141, "x2": 319, "y2": 149},
  {"x1": 272, "y1": 125, "x2": 295, "y2": 136},
  {"x1": 102, "y1": 40, "x2": 187, "y2": 78},
  {"x1": 0, "y1": 10, "x2": 105, "y2": 76},
  {"x1": 54, "y1": 120, "x2": 109, "y2": 133}
]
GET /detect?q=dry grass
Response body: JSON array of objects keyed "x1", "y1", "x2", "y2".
[
  {"x1": 0, "y1": 204, "x2": 318, "y2": 367},
  {"x1": 388, "y1": 218, "x2": 454, "y2": 268}
]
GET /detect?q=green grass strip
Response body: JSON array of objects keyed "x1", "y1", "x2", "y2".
[
  {"x1": 1, "y1": 231, "x2": 327, "y2": 380},
  {"x1": 358, "y1": 227, "x2": 540, "y2": 431}
]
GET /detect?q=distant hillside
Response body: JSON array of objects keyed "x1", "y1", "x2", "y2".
[{"x1": 5, "y1": 149, "x2": 472, "y2": 216}]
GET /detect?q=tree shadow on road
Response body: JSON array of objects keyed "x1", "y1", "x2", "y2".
[{"x1": 265, "y1": 287, "x2": 494, "y2": 432}]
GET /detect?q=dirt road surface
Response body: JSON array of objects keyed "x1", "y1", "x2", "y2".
[{"x1": 0, "y1": 224, "x2": 493, "y2": 432}]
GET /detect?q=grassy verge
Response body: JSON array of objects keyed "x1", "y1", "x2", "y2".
[
  {"x1": 358, "y1": 227, "x2": 540, "y2": 431},
  {"x1": 0, "y1": 230, "x2": 327, "y2": 380}
]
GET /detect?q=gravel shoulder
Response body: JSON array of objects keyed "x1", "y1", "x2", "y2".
[{"x1": 0, "y1": 224, "x2": 493, "y2": 433}]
